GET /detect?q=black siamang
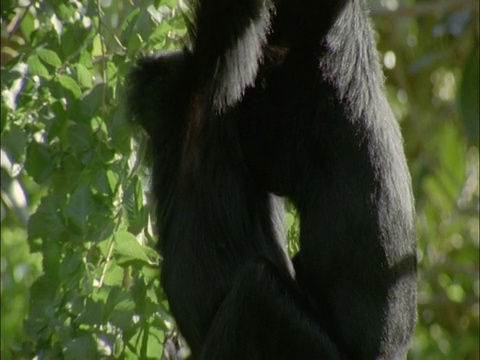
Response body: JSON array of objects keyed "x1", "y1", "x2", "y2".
[{"x1": 127, "y1": 0, "x2": 417, "y2": 359}]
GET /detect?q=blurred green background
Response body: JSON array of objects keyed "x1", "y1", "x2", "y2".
[{"x1": 1, "y1": 0, "x2": 478, "y2": 359}]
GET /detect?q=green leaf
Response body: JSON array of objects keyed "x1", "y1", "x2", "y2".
[
  {"x1": 54, "y1": 2, "x2": 77, "y2": 21},
  {"x1": 110, "y1": 108, "x2": 131, "y2": 153},
  {"x1": 120, "y1": 8, "x2": 141, "y2": 43},
  {"x1": 64, "y1": 333, "x2": 99, "y2": 360},
  {"x1": 57, "y1": 74, "x2": 82, "y2": 99},
  {"x1": 19, "y1": 10, "x2": 36, "y2": 44},
  {"x1": 52, "y1": 153, "x2": 85, "y2": 195},
  {"x1": 76, "y1": 63, "x2": 93, "y2": 88},
  {"x1": 25, "y1": 274, "x2": 58, "y2": 330},
  {"x1": 81, "y1": 83, "x2": 106, "y2": 118},
  {"x1": 75, "y1": 298, "x2": 105, "y2": 326},
  {"x1": 145, "y1": 326, "x2": 165, "y2": 358},
  {"x1": 92, "y1": 167, "x2": 114, "y2": 196},
  {"x1": 103, "y1": 263, "x2": 125, "y2": 286},
  {"x1": 37, "y1": 48, "x2": 62, "y2": 68},
  {"x1": 113, "y1": 231, "x2": 151, "y2": 265},
  {"x1": 60, "y1": 25, "x2": 92, "y2": 59},
  {"x1": 1, "y1": 124, "x2": 27, "y2": 163},
  {"x1": 27, "y1": 54, "x2": 50, "y2": 78},
  {"x1": 25, "y1": 141, "x2": 55, "y2": 184},
  {"x1": 105, "y1": 286, "x2": 126, "y2": 312},
  {"x1": 66, "y1": 122, "x2": 94, "y2": 154},
  {"x1": 123, "y1": 178, "x2": 149, "y2": 234},
  {"x1": 28, "y1": 196, "x2": 66, "y2": 246},
  {"x1": 65, "y1": 184, "x2": 93, "y2": 234}
]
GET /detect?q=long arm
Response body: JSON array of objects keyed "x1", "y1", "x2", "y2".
[{"x1": 190, "y1": 0, "x2": 273, "y2": 112}]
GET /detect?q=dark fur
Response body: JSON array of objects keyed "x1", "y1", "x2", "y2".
[{"x1": 127, "y1": 0, "x2": 417, "y2": 359}]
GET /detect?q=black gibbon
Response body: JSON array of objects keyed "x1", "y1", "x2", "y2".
[{"x1": 127, "y1": 1, "x2": 417, "y2": 358}]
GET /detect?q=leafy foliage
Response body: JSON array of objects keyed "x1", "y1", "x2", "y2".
[
  {"x1": 1, "y1": 0, "x2": 478, "y2": 359},
  {"x1": 2, "y1": 0, "x2": 185, "y2": 358}
]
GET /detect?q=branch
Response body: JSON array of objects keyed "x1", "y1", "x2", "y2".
[{"x1": 371, "y1": 0, "x2": 479, "y2": 19}]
